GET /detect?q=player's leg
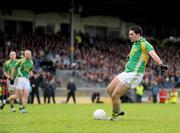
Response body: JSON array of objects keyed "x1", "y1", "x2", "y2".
[
  {"x1": 106, "y1": 77, "x2": 120, "y2": 96},
  {"x1": 0, "y1": 87, "x2": 17, "y2": 111},
  {"x1": 8, "y1": 89, "x2": 16, "y2": 112},
  {"x1": 14, "y1": 89, "x2": 23, "y2": 110},
  {"x1": 20, "y1": 89, "x2": 29, "y2": 113},
  {"x1": 15, "y1": 77, "x2": 27, "y2": 112},
  {"x1": 22, "y1": 89, "x2": 29, "y2": 104},
  {"x1": 110, "y1": 80, "x2": 129, "y2": 120},
  {"x1": 14, "y1": 78, "x2": 23, "y2": 110},
  {"x1": 20, "y1": 78, "x2": 31, "y2": 113}
]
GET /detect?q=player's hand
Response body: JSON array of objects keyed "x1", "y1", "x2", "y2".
[
  {"x1": 160, "y1": 64, "x2": 168, "y2": 72},
  {"x1": 10, "y1": 79, "x2": 14, "y2": 85}
]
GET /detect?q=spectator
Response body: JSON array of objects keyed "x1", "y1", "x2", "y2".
[
  {"x1": 43, "y1": 80, "x2": 51, "y2": 104},
  {"x1": 135, "y1": 84, "x2": 144, "y2": 103},
  {"x1": 49, "y1": 76, "x2": 57, "y2": 104},
  {"x1": 0, "y1": 31, "x2": 179, "y2": 92},
  {"x1": 159, "y1": 88, "x2": 168, "y2": 103},
  {"x1": 91, "y1": 90, "x2": 100, "y2": 103},
  {"x1": 150, "y1": 80, "x2": 159, "y2": 103},
  {"x1": 169, "y1": 88, "x2": 178, "y2": 104},
  {"x1": 66, "y1": 78, "x2": 77, "y2": 103},
  {"x1": 29, "y1": 73, "x2": 41, "y2": 104},
  {"x1": 163, "y1": 77, "x2": 174, "y2": 89}
]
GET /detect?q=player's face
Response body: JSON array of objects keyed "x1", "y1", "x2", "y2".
[
  {"x1": 129, "y1": 30, "x2": 140, "y2": 42},
  {"x1": 25, "y1": 51, "x2": 32, "y2": 59},
  {"x1": 10, "y1": 52, "x2": 16, "y2": 60}
]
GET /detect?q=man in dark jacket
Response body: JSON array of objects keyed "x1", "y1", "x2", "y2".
[
  {"x1": 66, "y1": 78, "x2": 76, "y2": 103},
  {"x1": 91, "y1": 90, "x2": 100, "y2": 103},
  {"x1": 30, "y1": 73, "x2": 42, "y2": 104}
]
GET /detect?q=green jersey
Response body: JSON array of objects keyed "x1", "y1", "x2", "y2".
[
  {"x1": 15, "y1": 58, "x2": 34, "y2": 78},
  {"x1": 3, "y1": 59, "x2": 18, "y2": 79},
  {"x1": 125, "y1": 38, "x2": 154, "y2": 73}
]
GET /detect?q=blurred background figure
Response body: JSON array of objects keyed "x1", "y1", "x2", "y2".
[
  {"x1": 43, "y1": 80, "x2": 51, "y2": 104},
  {"x1": 150, "y1": 80, "x2": 159, "y2": 103},
  {"x1": 169, "y1": 88, "x2": 178, "y2": 104},
  {"x1": 66, "y1": 78, "x2": 77, "y2": 103},
  {"x1": 49, "y1": 75, "x2": 57, "y2": 104},
  {"x1": 91, "y1": 90, "x2": 100, "y2": 103},
  {"x1": 0, "y1": 75, "x2": 8, "y2": 105},
  {"x1": 29, "y1": 71, "x2": 42, "y2": 104},
  {"x1": 159, "y1": 88, "x2": 168, "y2": 103},
  {"x1": 163, "y1": 77, "x2": 174, "y2": 89},
  {"x1": 121, "y1": 90, "x2": 133, "y2": 103},
  {"x1": 42, "y1": 72, "x2": 57, "y2": 104},
  {"x1": 135, "y1": 84, "x2": 144, "y2": 103}
]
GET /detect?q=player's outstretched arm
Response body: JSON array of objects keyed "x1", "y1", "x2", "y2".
[{"x1": 149, "y1": 50, "x2": 168, "y2": 72}]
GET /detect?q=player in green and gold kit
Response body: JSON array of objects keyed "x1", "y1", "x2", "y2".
[
  {"x1": 2, "y1": 51, "x2": 18, "y2": 112},
  {"x1": 10, "y1": 50, "x2": 34, "y2": 113},
  {"x1": 106, "y1": 25, "x2": 168, "y2": 120}
]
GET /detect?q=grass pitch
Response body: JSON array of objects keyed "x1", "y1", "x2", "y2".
[{"x1": 0, "y1": 103, "x2": 180, "y2": 133}]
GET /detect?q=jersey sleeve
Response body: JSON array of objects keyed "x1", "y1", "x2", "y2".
[{"x1": 145, "y1": 42, "x2": 154, "y2": 52}]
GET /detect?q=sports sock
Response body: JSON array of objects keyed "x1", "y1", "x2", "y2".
[
  {"x1": 112, "y1": 112, "x2": 118, "y2": 118},
  {"x1": 10, "y1": 104, "x2": 14, "y2": 108}
]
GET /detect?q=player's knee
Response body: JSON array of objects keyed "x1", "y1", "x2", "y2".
[
  {"x1": 106, "y1": 87, "x2": 112, "y2": 95},
  {"x1": 25, "y1": 93, "x2": 29, "y2": 98},
  {"x1": 23, "y1": 91, "x2": 29, "y2": 98},
  {"x1": 13, "y1": 95, "x2": 17, "y2": 99}
]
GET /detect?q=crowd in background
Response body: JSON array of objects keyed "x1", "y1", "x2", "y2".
[{"x1": 0, "y1": 31, "x2": 180, "y2": 94}]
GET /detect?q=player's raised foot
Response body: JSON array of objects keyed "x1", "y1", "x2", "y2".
[{"x1": 11, "y1": 108, "x2": 16, "y2": 112}]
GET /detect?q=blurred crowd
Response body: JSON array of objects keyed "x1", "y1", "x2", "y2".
[{"x1": 0, "y1": 31, "x2": 180, "y2": 91}]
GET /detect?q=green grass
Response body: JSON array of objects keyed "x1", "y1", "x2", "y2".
[{"x1": 0, "y1": 103, "x2": 180, "y2": 133}]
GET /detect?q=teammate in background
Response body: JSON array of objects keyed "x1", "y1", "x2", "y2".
[
  {"x1": 8, "y1": 50, "x2": 33, "y2": 113},
  {"x1": 106, "y1": 25, "x2": 168, "y2": 120},
  {"x1": 1, "y1": 51, "x2": 18, "y2": 112}
]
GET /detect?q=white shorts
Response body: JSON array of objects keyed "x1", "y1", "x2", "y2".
[
  {"x1": 117, "y1": 72, "x2": 143, "y2": 89},
  {"x1": 16, "y1": 77, "x2": 31, "y2": 90}
]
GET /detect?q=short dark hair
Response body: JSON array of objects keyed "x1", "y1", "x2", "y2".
[{"x1": 129, "y1": 25, "x2": 143, "y2": 36}]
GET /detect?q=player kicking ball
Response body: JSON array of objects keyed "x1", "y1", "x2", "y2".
[{"x1": 106, "y1": 25, "x2": 168, "y2": 121}]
